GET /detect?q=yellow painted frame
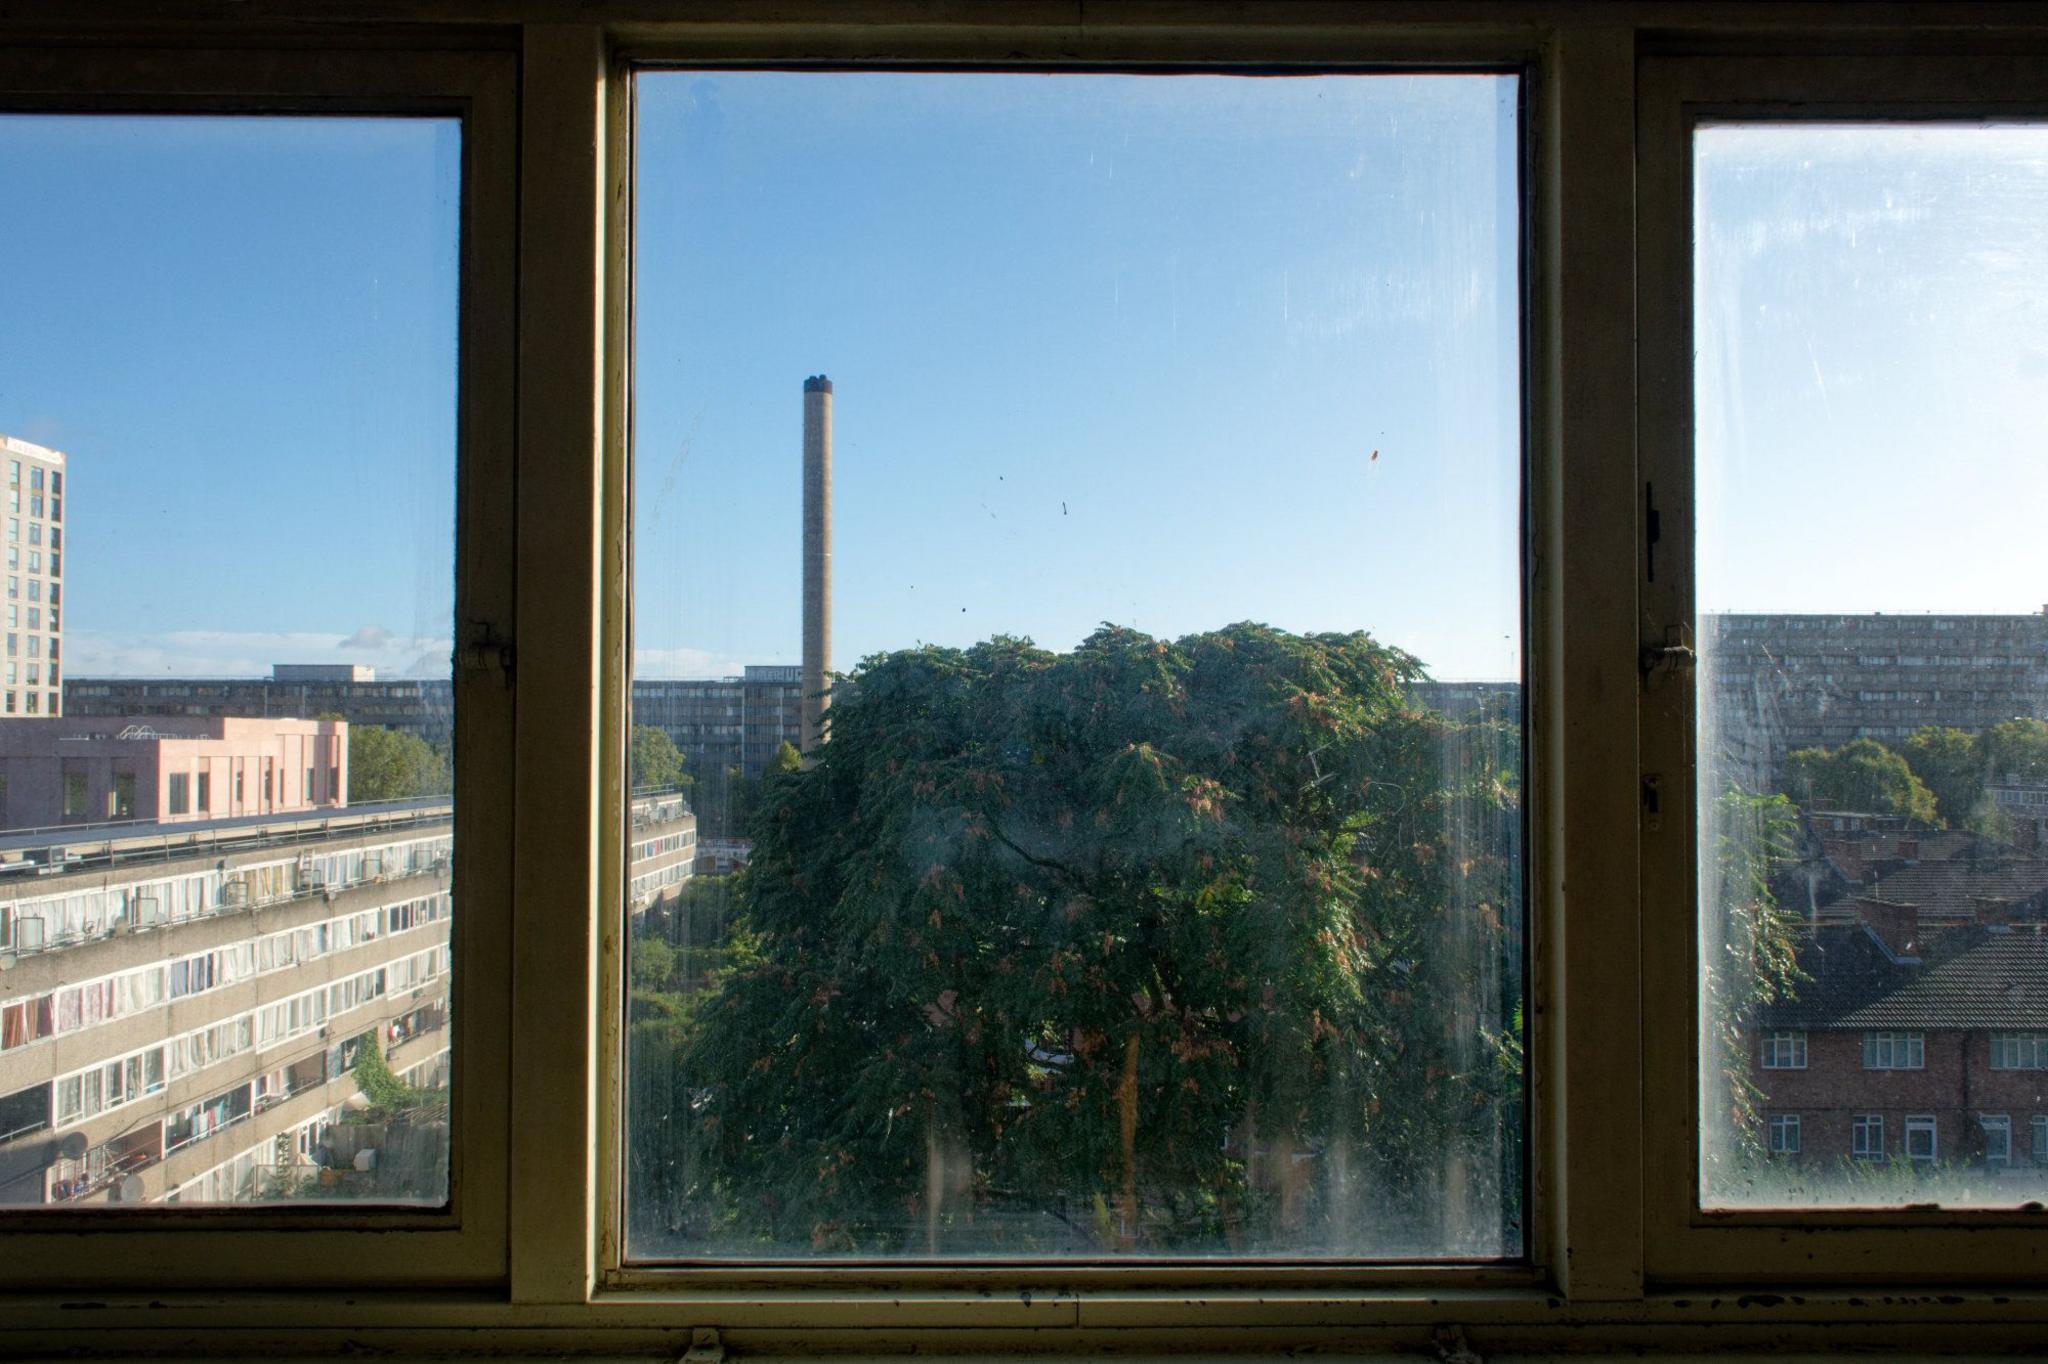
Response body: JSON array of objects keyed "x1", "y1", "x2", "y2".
[
  {"x1": 0, "y1": 38, "x2": 519, "y2": 1292},
  {"x1": 0, "y1": 5, "x2": 2046, "y2": 1356}
]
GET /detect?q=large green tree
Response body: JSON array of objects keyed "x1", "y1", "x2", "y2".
[
  {"x1": 348, "y1": 725, "x2": 451, "y2": 804},
  {"x1": 664, "y1": 624, "x2": 1521, "y2": 1257},
  {"x1": 1781, "y1": 738, "x2": 1937, "y2": 823},
  {"x1": 630, "y1": 724, "x2": 691, "y2": 792}
]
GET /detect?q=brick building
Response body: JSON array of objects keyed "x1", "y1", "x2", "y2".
[{"x1": 1750, "y1": 811, "x2": 2048, "y2": 1168}]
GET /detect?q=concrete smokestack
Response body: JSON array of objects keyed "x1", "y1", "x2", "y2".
[{"x1": 801, "y1": 375, "x2": 833, "y2": 759}]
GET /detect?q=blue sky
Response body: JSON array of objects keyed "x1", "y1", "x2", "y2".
[
  {"x1": 1697, "y1": 123, "x2": 2048, "y2": 616},
  {"x1": 0, "y1": 115, "x2": 459, "y2": 678},
  {"x1": 631, "y1": 72, "x2": 1523, "y2": 682},
  {"x1": 11, "y1": 100, "x2": 2036, "y2": 687}
]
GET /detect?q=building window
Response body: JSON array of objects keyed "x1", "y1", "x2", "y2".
[
  {"x1": 1768, "y1": 1113, "x2": 1802, "y2": 1156},
  {"x1": 25, "y1": 691, "x2": 38, "y2": 715},
  {"x1": 1906, "y1": 1115, "x2": 1938, "y2": 1162},
  {"x1": 1853, "y1": 1114, "x2": 1885, "y2": 1161},
  {"x1": 112, "y1": 772, "x2": 135, "y2": 820},
  {"x1": 1990, "y1": 1032, "x2": 2048, "y2": 1070},
  {"x1": 167, "y1": 773, "x2": 190, "y2": 816},
  {"x1": 1762, "y1": 1030, "x2": 1807, "y2": 1069},
  {"x1": 61, "y1": 771, "x2": 86, "y2": 821},
  {"x1": 1863, "y1": 1031, "x2": 1925, "y2": 1070},
  {"x1": 197, "y1": 770, "x2": 211, "y2": 812},
  {"x1": 1981, "y1": 1114, "x2": 2012, "y2": 1165}
]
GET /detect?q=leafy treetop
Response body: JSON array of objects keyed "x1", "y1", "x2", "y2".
[{"x1": 674, "y1": 622, "x2": 1521, "y2": 1257}]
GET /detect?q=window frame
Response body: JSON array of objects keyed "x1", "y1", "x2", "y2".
[
  {"x1": 0, "y1": 40, "x2": 519, "y2": 1291},
  {"x1": 1637, "y1": 48, "x2": 2048, "y2": 1283},
  {"x1": 1863, "y1": 1031, "x2": 1926, "y2": 1072},
  {"x1": 595, "y1": 31, "x2": 1558, "y2": 1300},
  {"x1": 1763, "y1": 1029, "x2": 1808, "y2": 1070},
  {"x1": 1981, "y1": 1114, "x2": 2012, "y2": 1166},
  {"x1": 5, "y1": 6, "x2": 2048, "y2": 1356}
]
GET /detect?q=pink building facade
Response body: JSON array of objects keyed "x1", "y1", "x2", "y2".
[{"x1": 0, "y1": 717, "x2": 347, "y2": 830}]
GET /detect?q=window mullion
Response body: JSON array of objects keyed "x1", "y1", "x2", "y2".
[{"x1": 508, "y1": 20, "x2": 612, "y2": 1308}]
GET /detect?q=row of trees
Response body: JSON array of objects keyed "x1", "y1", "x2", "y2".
[
  {"x1": 628, "y1": 623, "x2": 1524, "y2": 1258},
  {"x1": 1780, "y1": 718, "x2": 2048, "y2": 833}
]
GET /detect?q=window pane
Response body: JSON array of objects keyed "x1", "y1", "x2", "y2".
[
  {"x1": 0, "y1": 116, "x2": 458, "y2": 1207},
  {"x1": 1697, "y1": 124, "x2": 2048, "y2": 1207},
  {"x1": 627, "y1": 71, "x2": 1524, "y2": 1259}
]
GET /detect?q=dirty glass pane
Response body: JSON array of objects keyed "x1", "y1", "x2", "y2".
[
  {"x1": 0, "y1": 116, "x2": 458, "y2": 1207},
  {"x1": 1697, "y1": 124, "x2": 2048, "y2": 1207},
  {"x1": 627, "y1": 72, "x2": 1524, "y2": 1259}
]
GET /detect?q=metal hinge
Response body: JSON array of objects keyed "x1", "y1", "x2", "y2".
[
  {"x1": 458, "y1": 619, "x2": 515, "y2": 687},
  {"x1": 680, "y1": 1327, "x2": 725, "y2": 1364}
]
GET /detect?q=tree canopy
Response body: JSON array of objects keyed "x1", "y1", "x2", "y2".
[
  {"x1": 658, "y1": 623, "x2": 1521, "y2": 1258},
  {"x1": 630, "y1": 724, "x2": 691, "y2": 791},
  {"x1": 1903, "y1": 726, "x2": 1984, "y2": 829},
  {"x1": 347, "y1": 725, "x2": 450, "y2": 804},
  {"x1": 1782, "y1": 738, "x2": 1938, "y2": 824},
  {"x1": 1978, "y1": 718, "x2": 2048, "y2": 788}
]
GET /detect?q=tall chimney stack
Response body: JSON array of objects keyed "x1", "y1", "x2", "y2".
[{"x1": 800, "y1": 375, "x2": 833, "y2": 760}]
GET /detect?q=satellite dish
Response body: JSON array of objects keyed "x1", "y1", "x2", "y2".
[
  {"x1": 114, "y1": 1174, "x2": 144, "y2": 1204},
  {"x1": 55, "y1": 1131, "x2": 88, "y2": 1160}
]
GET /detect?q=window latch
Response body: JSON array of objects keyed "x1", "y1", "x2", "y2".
[
  {"x1": 458, "y1": 619, "x2": 514, "y2": 687},
  {"x1": 1640, "y1": 623, "x2": 1695, "y2": 682},
  {"x1": 680, "y1": 1327, "x2": 725, "y2": 1364}
]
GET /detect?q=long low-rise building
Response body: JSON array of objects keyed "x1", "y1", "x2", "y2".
[
  {"x1": 65, "y1": 669, "x2": 455, "y2": 750},
  {"x1": 0, "y1": 789, "x2": 696, "y2": 1206}
]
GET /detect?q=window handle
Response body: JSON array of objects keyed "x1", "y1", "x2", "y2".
[{"x1": 1641, "y1": 624, "x2": 1696, "y2": 680}]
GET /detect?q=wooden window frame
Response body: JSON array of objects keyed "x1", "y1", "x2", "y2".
[
  {"x1": 0, "y1": 40, "x2": 519, "y2": 1292},
  {"x1": 1638, "y1": 48, "x2": 2048, "y2": 1287},
  {"x1": 0, "y1": 6, "x2": 2046, "y2": 1357}
]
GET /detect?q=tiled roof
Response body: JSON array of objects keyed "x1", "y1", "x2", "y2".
[
  {"x1": 1869, "y1": 858, "x2": 2048, "y2": 912},
  {"x1": 1761, "y1": 926, "x2": 2048, "y2": 1030}
]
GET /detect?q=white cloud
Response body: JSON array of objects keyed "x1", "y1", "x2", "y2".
[
  {"x1": 66, "y1": 628, "x2": 453, "y2": 679},
  {"x1": 632, "y1": 646, "x2": 761, "y2": 680},
  {"x1": 341, "y1": 623, "x2": 395, "y2": 650}
]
